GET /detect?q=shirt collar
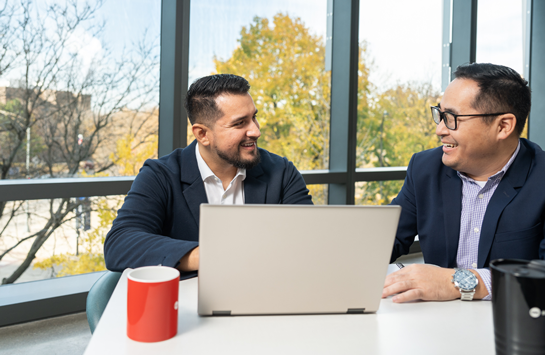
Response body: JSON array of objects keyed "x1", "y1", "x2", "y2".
[
  {"x1": 195, "y1": 143, "x2": 246, "y2": 182},
  {"x1": 457, "y1": 140, "x2": 521, "y2": 183}
]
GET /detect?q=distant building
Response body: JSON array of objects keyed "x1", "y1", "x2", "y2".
[{"x1": 0, "y1": 87, "x2": 91, "y2": 111}]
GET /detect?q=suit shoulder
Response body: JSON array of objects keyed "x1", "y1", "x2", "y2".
[
  {"x1": 522, "y1": 138, "x2": 545, "y2": 158},
  {"x1": 140, "y1": 147, "x2": 186, "y2": 178},
  {"x1": 409, "y1": 146, "x2": 444, "y2": 168}
]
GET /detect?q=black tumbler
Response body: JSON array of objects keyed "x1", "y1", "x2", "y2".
[{"x1": 490, "y1": 259, "x2": 545, "y2": 355}]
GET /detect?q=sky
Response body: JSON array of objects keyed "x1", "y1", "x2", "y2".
[
  {"x1": 187, "y1": 0, "x2": 524, "y2": 93},
  {"x1": 0, "y1": 0, "x2": 525, "y2": 96},
  {"x1": 476, "y1": 0, "x2": 523, "y2": 75}
]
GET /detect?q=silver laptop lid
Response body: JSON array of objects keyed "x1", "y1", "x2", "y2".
[{"x1": 198, "y1": 204, "x2": 401, "y2": 316}]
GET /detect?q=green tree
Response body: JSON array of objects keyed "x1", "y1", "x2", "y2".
[
  {"x1": 356, "y1": 82, "x2": 441, "y2": 205},
  {"x1": 214, "y1": 14, "x2": 375, "y2": 204},
  {"x1": 214, "y1": 13, "x2": 440, "y2": 206}
]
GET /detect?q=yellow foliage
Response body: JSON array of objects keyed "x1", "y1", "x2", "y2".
[
  {"x1": 356, "y1": 83, "x2": 442, "y2": 205},
  {"x1": 214, "y1": 14, "x2": 333, "y2": 171},
  {"x1": 33, "y1": 252, "x2": 106, "y2": 277},
  {"x1": 109, "y1": 133, "x2": 158, "y2": 176},
  {"x1": 34, "y1": 197, "x2": 121, "y2": 277},
  {"x1": 214, "y1": 13, "x2": 440, "y2": 206}
]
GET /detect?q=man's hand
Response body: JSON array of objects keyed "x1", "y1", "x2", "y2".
[
  {"x1": 382, "y1": 264, "x2": 460, "y2": 303},
  {"x1": 176, "y1": 247, "x2": 199, "y2": 272}
]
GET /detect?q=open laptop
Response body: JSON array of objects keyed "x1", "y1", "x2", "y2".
[{"x1": 198, "y1": 204, "x2": 401, "y2": 316}]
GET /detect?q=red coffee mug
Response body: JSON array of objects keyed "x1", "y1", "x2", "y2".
[{"x1": 127, "y1": 266, "x2": 180, "y2": 342}]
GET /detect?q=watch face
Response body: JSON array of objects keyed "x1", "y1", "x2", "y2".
[{"x1": 453, "y1": 269, "x2": 478, "y2": 291}]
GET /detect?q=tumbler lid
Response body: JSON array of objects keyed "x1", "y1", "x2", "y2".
[{"x1": 490, "y1": 259, "x2": 545, "y2": 279}]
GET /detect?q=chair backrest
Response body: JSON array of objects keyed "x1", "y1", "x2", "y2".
[{"x1": 86, "y1": 271, "x2": 122, "y2": 333}]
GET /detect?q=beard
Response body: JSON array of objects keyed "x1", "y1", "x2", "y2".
[{"x1": 214, "y1": 142, "x2": 261, "y2": 170}]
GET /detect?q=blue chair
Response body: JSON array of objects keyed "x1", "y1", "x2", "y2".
[{"x1": 86, "y1": 271, "x2": 122, "y2": 333}]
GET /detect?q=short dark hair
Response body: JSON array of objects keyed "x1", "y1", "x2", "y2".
[
  {"x1": 453, "y1": 63, "x2": 531, "y2": 136},
  {"x1": 184, "y1": 74, "x2": 250, "y2": 126}
]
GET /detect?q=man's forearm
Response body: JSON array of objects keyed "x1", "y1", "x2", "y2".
[{"x1": 177, "y1": 246, "x2": 200, "y2": 272}]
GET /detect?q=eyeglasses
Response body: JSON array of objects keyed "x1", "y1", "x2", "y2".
[{"x1": 430, "y1": 106, "x2": 509, "y2": 130}]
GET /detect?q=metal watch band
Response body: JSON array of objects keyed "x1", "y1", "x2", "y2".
[{"x1": 460, "y1": 289, "x2": 476, "y2": 301}]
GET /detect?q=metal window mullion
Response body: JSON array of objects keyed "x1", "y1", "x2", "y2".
[
  {"x1": 450, "y1": 0, "x2": 477, "y2": 75},
  {"x1": 442, "y1": 0, "x2": 452, "y2": 92},
  {"x1": 328, "y1": 0, "x2": 359, "y2": 205},
  {"x1": 527, "y1": 0, "x2": 545, "y2": 147},
  {"x1": 158, "y1": 0, "x2": 190, "y2": 157}
]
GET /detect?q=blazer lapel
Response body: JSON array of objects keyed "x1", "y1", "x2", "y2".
[
  {"x1": 244, "y1": 164, "x2": 267, "y2": 204},
  {"x1": 442, "y1": 168, "x2": 463, "y2": 268},
  {"x1": 180, "y1": 140, "x2": 208, "y2": 225},
  {"x1": 478, "y1": 141, "x2": 532, "y2": 267}
]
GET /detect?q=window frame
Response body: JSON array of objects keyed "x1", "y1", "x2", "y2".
[{"x1": 7, "y1": 0, "x2": 543, "y2": 326}]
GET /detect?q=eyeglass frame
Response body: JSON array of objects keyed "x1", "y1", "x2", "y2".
[{"x1": 430, "y1": 106, "x2": 510, "y2": 130}]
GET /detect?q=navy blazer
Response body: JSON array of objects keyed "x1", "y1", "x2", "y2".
[
  {"x1": 104, "y1": 140, "x2": 313, "y2": 277},
  {"x1": 391, "y1": 138, "x2": 545, "y2": 267}
]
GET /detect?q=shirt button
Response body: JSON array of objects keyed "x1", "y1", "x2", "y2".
[
  {"x1": 474, "y1": 227, "x2": 479, "y2": 233},
  {"x1": 478, "y1": 194, "x2": 484, "y2": 199},
  {"x1": 472, "y1": 263, "x2": 477, "y2": 268}
]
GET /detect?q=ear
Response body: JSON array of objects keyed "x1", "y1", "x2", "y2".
[
  {"x1": 192, "y1": 123, "x2": 211, "y2": 146},
  {"x1": 497, "y1": 113, "x2": 517, "y2": 140}
]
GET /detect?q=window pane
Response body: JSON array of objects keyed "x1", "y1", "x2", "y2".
[
  {"x1": 476, "y1": 0, "x2": 523, "y2": 76},
  {"x1": 307, "y1": 184, "x2": 328, "y2": 205},
  {"x1": 0, "y1": 0, "x2": 160, "y2": 181},
  {"x1": 0, "y1": 195, "x2": 125, "y2": 284},
  {"x1": 355, "y1": 180, "x2": 404, "y2": 206},
  {"x1": 477, "y1": 0, "x2": 527, "y2": 138},
  {"x1": 357, "y1": 0, "x2": 442, "y2": 169},
  {"x1": 189, "y1": 0, "x2": 330, "y2": 171}
]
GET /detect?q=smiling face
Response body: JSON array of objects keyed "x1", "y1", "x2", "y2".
[
  {"x1": 206, "y1": 93, "x2": 261, "y2": 170},
  {"x1": 436, "y1": 78, "x2": 509, "y2": 180}
]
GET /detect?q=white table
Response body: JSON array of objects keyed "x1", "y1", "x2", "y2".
[{"x1": 84, "y1": 266, "x2": 495, "y2": 355}]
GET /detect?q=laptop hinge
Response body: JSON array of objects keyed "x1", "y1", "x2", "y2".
[
  {"x1": 347, "y1": 308, "x2": 365, "y2": 314},
  {"x1": 212, "y1": 311, "x2": 231, "y2": 316}
]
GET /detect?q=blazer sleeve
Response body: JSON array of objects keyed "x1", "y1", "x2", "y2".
[
  {"x1": 103, "y1": 162, "x2": 199, "y2": 274},
  {"x1": 280, "y1": 159, "x2": 313, "y2": 205},
  {"x1": 389, "y1": 154, "x2": 419, "y2": 262}
]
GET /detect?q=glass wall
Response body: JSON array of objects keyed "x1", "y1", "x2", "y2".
[
  {"x1": 355, "y1": 180, "x2": 403, "y2": 205},
  {"x1": 0, "y1": 194, "x2": 125, "y2": 284},
  {"x1": 189, "y1": 0, "x2": 330, "y2": 171},
  {"x1": 308, "y1": 184, "x2": 328, "y2": 205},
  {"x1": 0, "y1": 0, "x2": 160, "y2": 285},
  {"x1": 476, "y1": 0, "x2": 526, "y2": 138},
  {"x1": 356, "y1": 0, "x2": 442, "y2": 204},
  {"x1": 0, "y1": 0, "x2": 160, "y2": 182},
  {"x1": 2, "y1": 0, "x2": 541, "y2": 321},
  {"x1": 476, "y1": 0, "x2": 523, "y2": 75}
]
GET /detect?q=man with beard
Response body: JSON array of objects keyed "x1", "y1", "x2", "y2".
[{"x1": 104, "y1": 74, "x2": 313, "y2": 278}]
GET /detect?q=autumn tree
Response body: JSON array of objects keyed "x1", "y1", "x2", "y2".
[
  {"x1": 214, "y1": 13, "x2": 441, "y2": 206},
  {"x1": 214, "y1": 14, "x2": 333, "y2": 172},
  {"x1": 356, "y1": 82, "x2": 441, "y2": 204}
]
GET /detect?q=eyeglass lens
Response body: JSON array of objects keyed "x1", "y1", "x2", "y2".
[{"x1": 432, "y1": 107, "x2": 455, "y2": 129}]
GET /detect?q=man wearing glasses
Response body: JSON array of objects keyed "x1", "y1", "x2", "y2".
[{"x1": 383, "y1": 63, "x2": 545, "y2": 302}]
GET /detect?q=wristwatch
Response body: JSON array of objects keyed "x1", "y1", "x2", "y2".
[{"x1": 452, "y1": 268, "x2": 478, "y2": 301}]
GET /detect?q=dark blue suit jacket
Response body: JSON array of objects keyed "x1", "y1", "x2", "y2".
[
  {"x1": 104, "y1": 140, "x2": 313, "y2": 277},
  {"x1": 391, "y1": 138, "x2": 545, "y2": 267}
]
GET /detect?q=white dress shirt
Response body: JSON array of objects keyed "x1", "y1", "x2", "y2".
[{"x1": 195, "y1": 143, "x2": 246, "y2": 204}]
